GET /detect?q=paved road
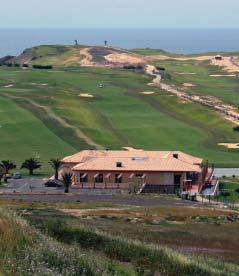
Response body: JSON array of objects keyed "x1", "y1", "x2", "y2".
[
  {"x1": 0, "y1": 177, "x2": 199, "y2": 206},
  {"x1": 0, "y1": 193, "x2": 198, "y2": 206}
]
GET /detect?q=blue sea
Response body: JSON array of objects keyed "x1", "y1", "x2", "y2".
[{"x1": 0, "y1": 28, "x2": 239, "y2": 57}]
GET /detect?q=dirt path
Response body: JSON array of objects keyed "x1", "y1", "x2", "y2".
[
  {"x1": 79, "y1": 47, "x2": 94, "y2": 66},
  {"x1": 1, "y1": 93, "x2": 103, "y2": 149},
  {"x1": 144, "y1": 67, "x2": 239, "y2": 125},
  {"x1": 159, "y1": 83, "x2": 239, "y2": 125},
  {"x1": 146, "y1": 55, "x2": 214, "y2": 62},
  {"x1": 145, "y1": 64, "x2": 161, "y2": 85}
]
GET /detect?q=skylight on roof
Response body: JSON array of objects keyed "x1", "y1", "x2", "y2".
[{"x1": 132, "y1": 157, "x2": 148, "y2": 161}]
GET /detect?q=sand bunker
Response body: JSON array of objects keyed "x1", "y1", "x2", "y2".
[
  {"x1": 104, "y1": 53, "x2": 145, "y2": 64},
  {"x1": 218, "y1": 143, "x2": 239, "y2": 149},
  {"x1": 30, "y1": 83, "x2": 48, "y2": 86},
  {"x1": 140, "y1": 91, "x2": 155, "y2": 95},
  {"x1": 210, "y1": 74, "x2": 237, "y2": 77},
  {"x1": 4, "y1": 84, "x2": 14, "y2": 88},
  {"x1": 79, "y1": 93, "x2": 94, "y2": 98},
  {"x1": 182, "y1": 83, "x2": 195, "y2": 87}
]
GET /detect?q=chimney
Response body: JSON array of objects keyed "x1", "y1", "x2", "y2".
[
  {"x1": 173, "y1": 153, "x2": 179, "y2": 159},
  {"x1": 116, "y1": 162, "x2": 122, "y2": 168}
]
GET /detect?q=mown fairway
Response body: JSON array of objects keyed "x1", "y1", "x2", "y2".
[{"x1": 0, "y1": 59, "x2": 239, "y2": 173}]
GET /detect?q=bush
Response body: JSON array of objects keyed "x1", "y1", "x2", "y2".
[
  {"x1": 33, "y1": 65, "x2": 53, "y2": 69},
  {"x1": 221, "y1": 191, "x2": 231, "y2": 197},
  {"x1": 22, "y1": 64, "x2": 29, "y2": 68},
  {"x1": 156, "y1": 66, "x2": 166, "y2": 71},
  {"x1": 235, "y1": 188, "x2": 239, "y2": 193},
  {"x1": 128, "y1": 182, "x2": 141, "y2": 194},
  {"x1": 233, "y1": 126, "x2": 239, "y2": 132},
  {"x1": 123, "y1": 65, "x2": 143, "y2": 70}
]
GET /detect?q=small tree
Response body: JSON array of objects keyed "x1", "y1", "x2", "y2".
[
  {"x1": 21, "y1": 158, "x2": 41, "y2": 175},
  {"x1": 104, "y1": 40, "x2": 108, "y2": 46},
  {"x1": 49, "y1": 159, "x2": 62, "y2": 180},
  {"x1": 1, "y1": 160, "x2": 16, "y2": 174},
  {"x1": 61, "y1": 172, "x2": 72, "y2": 193},
  {"x1": 0, "y1": 160, "x2": 16, "y2": 182}
]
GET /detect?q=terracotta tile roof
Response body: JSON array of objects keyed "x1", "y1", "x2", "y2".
[
  {"x1": 72, "y1": 156, "x2": 202, "y2": 173},
  {"x1": 62, "y1": 150, "x2": 202, "y2": 166}
]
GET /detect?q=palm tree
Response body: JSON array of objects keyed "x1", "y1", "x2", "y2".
[
  {"x1": 1, "y1": 160, "x2": 16, "y2": 182},
  {"x1": 21, "y1": 158, "x2": 41, "y2": 175},
  {"x1": 1, "y1": 160, "x2": 16, "y2": 174},
  {"x1": 49, "y1": 159, "x2": 62, "y2": 180},
  {"x1": 61, "y1": 172, "x2": 72, "y2": 193}
]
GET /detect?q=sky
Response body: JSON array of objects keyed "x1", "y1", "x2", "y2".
[{"x1": 1, "y1": 0, "x2": 239, "y2": 28}]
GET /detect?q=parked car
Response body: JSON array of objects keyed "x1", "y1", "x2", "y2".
[
  {"x1": 45, "y1": 179, "x2": 62, "y2": 188},
  {"x1": 12, "y1": 172, "x2": 22, "y2": 179}
]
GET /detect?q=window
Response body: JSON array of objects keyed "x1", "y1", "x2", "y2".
[
  {"x1": 115, "y1": 174, "x2": 122, "y2": 184},
  {"x1": 95, "y1": 174, "x2": 103, "y2": 183},
  {"x1": 80, "y1": 173, "x2": 88, "y2": 183}
]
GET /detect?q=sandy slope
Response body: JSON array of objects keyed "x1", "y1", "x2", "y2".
[{"x1": 104, "y1": 53, "x2": 145, "y2": 64}]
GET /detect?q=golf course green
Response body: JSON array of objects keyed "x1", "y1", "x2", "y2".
[{"x1": 0, "y1": 45, "x2": 239, "y2": 173}]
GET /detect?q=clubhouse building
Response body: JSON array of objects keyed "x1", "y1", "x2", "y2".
[{"x1": 61, "y1": 149, "x2": 218, "y2": 194}]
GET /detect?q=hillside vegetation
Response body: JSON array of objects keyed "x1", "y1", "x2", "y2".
[
  {"x1": 0, "y1": 45, "x2": 239, "y2": 173},
  {"x1": 1, "y1": 201, "x2": 239, "y2": 275}
]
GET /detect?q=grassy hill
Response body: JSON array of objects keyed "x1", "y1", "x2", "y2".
[
  {"x1": 4, "y1": 45, "x2": 146, "y2": 68},
  {"x1": 0, "y1": 45, "x2": 239, "y2": 173},
  {"x1": 1, "y1": 201, "x2": 239, "y2": 275}
]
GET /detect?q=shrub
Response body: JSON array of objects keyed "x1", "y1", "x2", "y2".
[
  {"x1": 33, "y1": 64, "x2": 53, "y2": 69},
  {"x1": 233, "y1": 126, "x2": 239, "y2": 132},
  {"x1": 128, "y1": 182, "x2": 141, "y2": 194},
  {"x1": 235, "y1": 187, "x2": 239, "y2": 193},
  {"x1": 38, "y1": 220, "x2": 238, "y2": 275},
  {"x1": 221, "y1": 191, "x2": 231, "y2": 197},
  {"x1": 156, "y1": 66, "x2": 166, "y2": 71}
]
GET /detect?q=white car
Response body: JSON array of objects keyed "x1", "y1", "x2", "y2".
[{"x1": 12, "y1": 172, "x2": 22, "y2": 179}]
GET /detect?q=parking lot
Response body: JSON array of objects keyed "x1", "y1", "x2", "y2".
[{"x1": 0, "y1": 177, "x2": 63, "y2": 193}]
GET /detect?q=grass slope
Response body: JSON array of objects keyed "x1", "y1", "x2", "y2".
[
  {"x1": 1, "y1": 45, "x2": 239, "y2": 169},
  {"x1": 0, "y1": 96, "x2": 75, "y2": 174}
]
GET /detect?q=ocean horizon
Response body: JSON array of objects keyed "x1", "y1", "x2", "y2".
[{"x1": 0, "y1": 28, "x2": 239, "y2": 57}]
